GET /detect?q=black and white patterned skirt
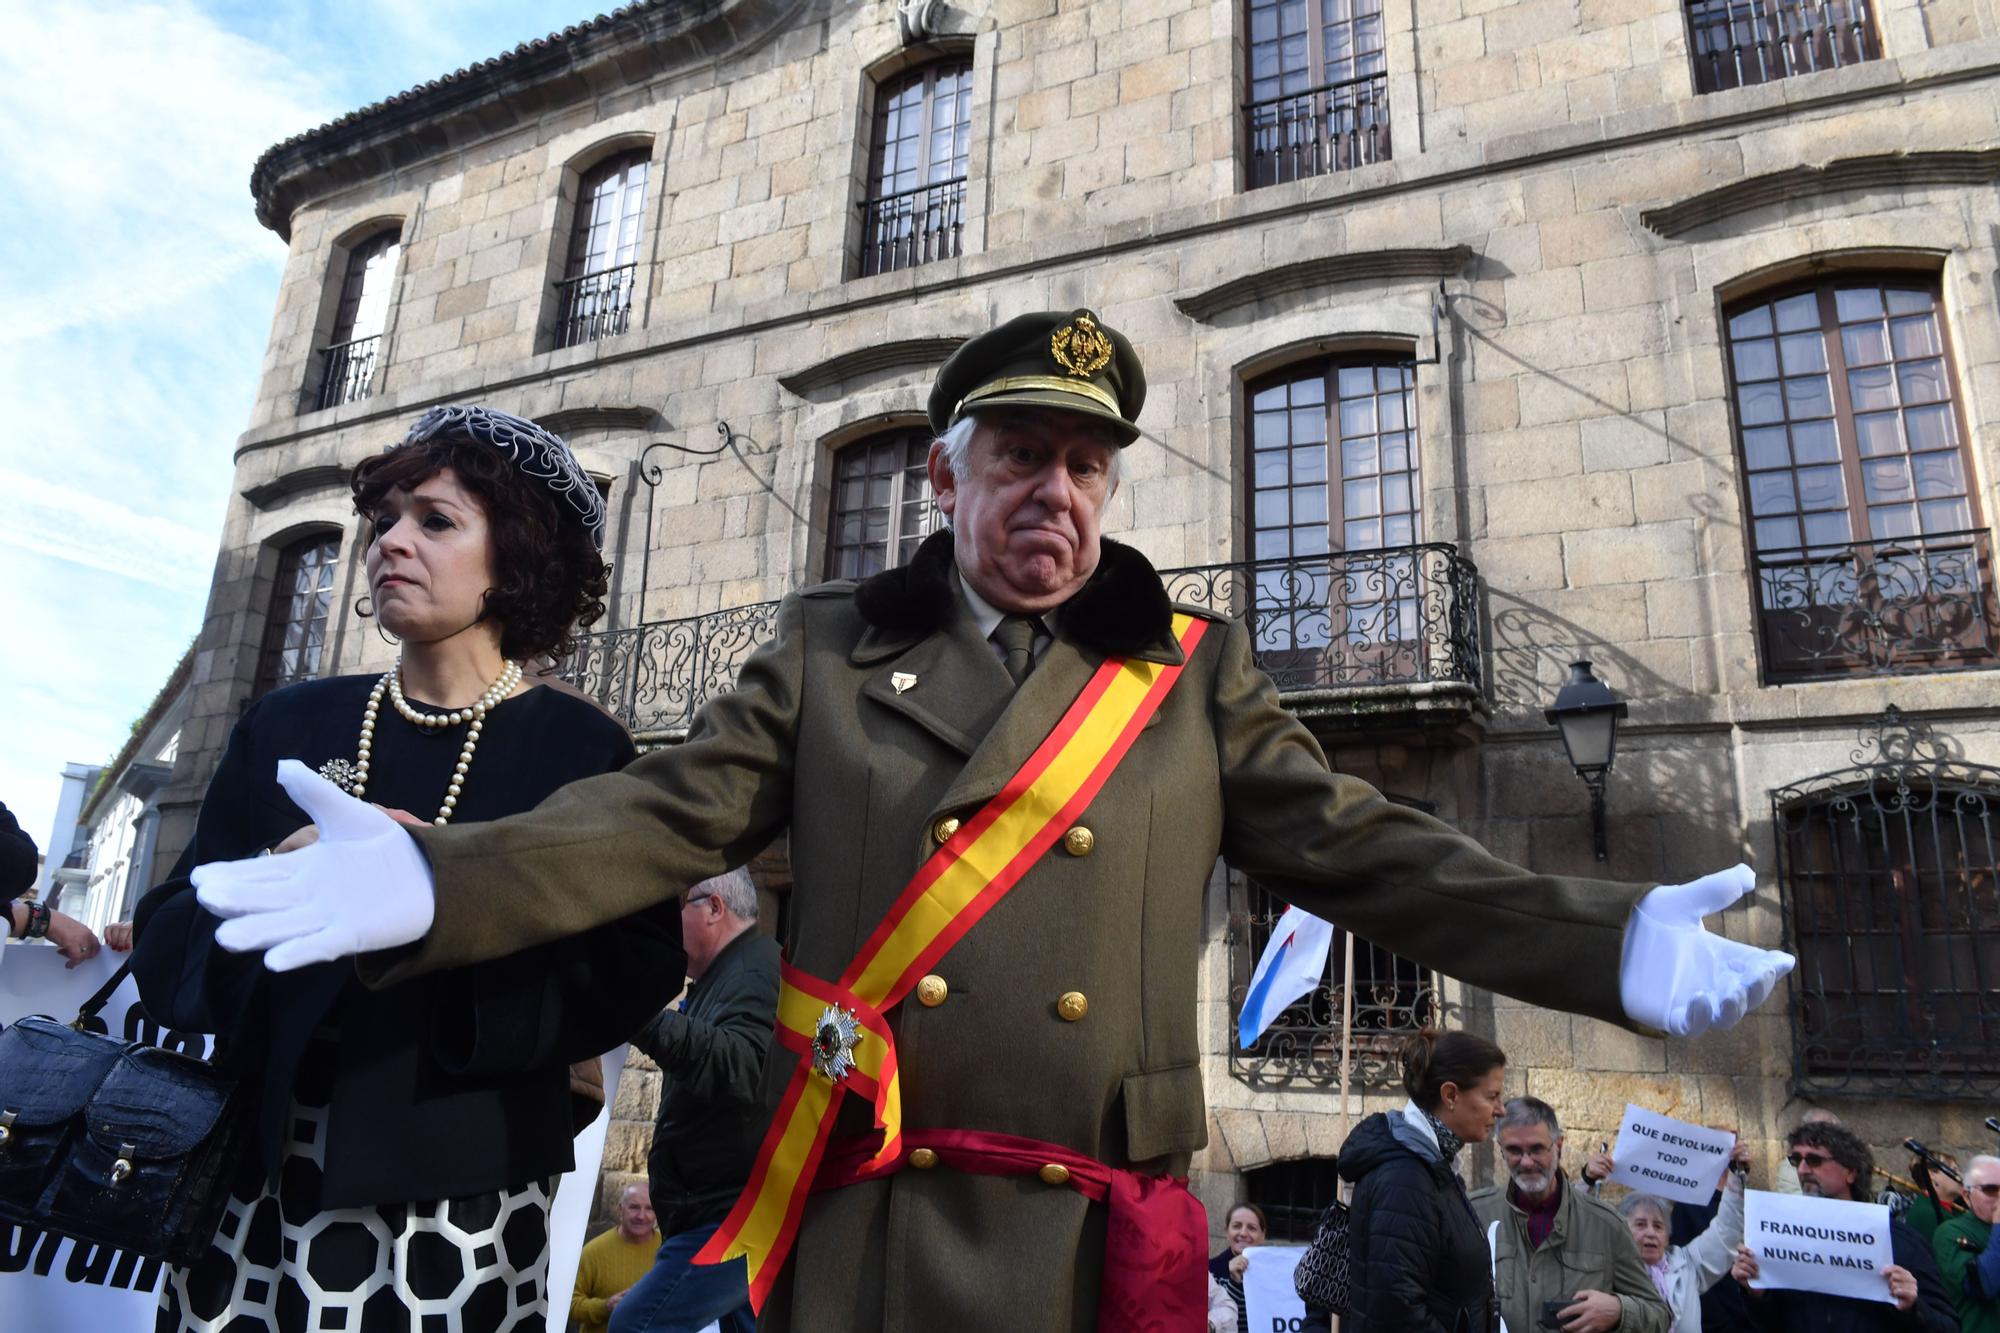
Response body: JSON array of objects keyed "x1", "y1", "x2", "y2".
[{"x1": 158, "y1": 1042, "x2": 554, "y2": 1333}]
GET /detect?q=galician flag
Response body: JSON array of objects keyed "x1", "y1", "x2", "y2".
[{"x1": 1237, "y1": 904, "x2": 1336, "y2": 1047}]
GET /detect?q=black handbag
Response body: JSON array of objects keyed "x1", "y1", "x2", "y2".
[
  {"x1": 0, "y1": 958, "x2": 250, "y2": 1266},
  {"x1": 1293, "y1": 1196, "x2": 1352, "y2": 1315}
]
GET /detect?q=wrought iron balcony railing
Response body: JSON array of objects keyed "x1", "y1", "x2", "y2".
[
  {"x1": 311, "y1": 334, "x2": 381, "y2": 412},
  {"x1": 1754, "y1": 528, "x2": 1998, "y2": 682},
  {"x1": 1245, "y1": 72, "x2": 1391, "y2": 190},
  {"x1": 555, "y1": 262, "x2": 639, "y2": 349},
  {"x1": 1686, "y1": 0, "x2": 1880, "y2": 94},
  {"x1": 559, "y1": 545, "x2": 1482, "y2": 740},
  {"x1": 857, "y1": 176, "x2": 966, "y2": 278}
]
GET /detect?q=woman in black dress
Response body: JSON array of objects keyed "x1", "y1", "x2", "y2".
[{"x1": 132, "y1": 405, "x2": 683, "y2": 1333}]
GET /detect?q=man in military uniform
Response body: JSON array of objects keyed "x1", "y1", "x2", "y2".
[{"x1": 195, "y1": 310, "x2": 1791, "y2": 1333}]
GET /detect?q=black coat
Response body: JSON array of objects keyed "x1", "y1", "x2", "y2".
[
  {"x1": 1338, "y1": 1111, "x2": 1495, "y2": 1333},
  {"x1": 130, "y1": 677, "x2": 684, "y2": 1208},
  {"x1": 0, "y1": 801, "x2": 37, "y2": 901},
  {"x1": 1745, "y1": 1216, "x2": 1957, "y2": 1333},
  {"x1": 630, "y1": 924, "x2": 781, "y2": 1235}
]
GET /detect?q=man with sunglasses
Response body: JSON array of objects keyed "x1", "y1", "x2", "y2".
[
  {"x1": 1936, "y1": 1156, "x2": 2000, "y2": 1333},
  {"x1": 617, "y1": 867, "x2": 781, "y2": 1333},
  {"x1": 1730, "y1": 1122, "x2": 1955, "y2": 1332}
]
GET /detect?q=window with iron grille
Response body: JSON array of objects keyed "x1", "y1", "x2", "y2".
[
  {"x1": 254, "y1": 533, "x2": 341, "y2": 700},
  {"x1": 1247, "y1": 358, "x2": 1426, "y2": 680},
  {"x1": 1244, "y1": 0, "x2": 1390, "y2": 188},
  {"x1": 1243, "y1": 1159, "x2": 1345, "y2": 1241},
  {"x1": 825, "y1": 429, "x2": 940, "y2": 579},
  {"x1": 858, "y1": 60, "x2": 970, "y2": 278},
  {"x1": 311, "y1": 229, "x2": 399, "y2": 412},
  {"x1": 1774, "y1": 709, "x2": 2000, "y2": 1100},
  {"x1": 557, "y1": 151, "x2": 648, "y2": 349},
  {"x1": 1723, "y1": 275, "x2": 1995, "y2": 681},
  {"x1": 1685, "y1": 0, "x2": 1880, "y2": 95}
]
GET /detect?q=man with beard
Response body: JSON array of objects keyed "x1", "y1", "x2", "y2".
[
  {"x1": 1730, "y1": 1122, "x2": 1955, "y2": 1332},
  {"x1": 1474, "y1": 1097, "x2": 1669, "y2": 1333}
]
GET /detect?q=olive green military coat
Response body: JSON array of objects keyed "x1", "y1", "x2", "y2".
[{"x1": 370, "y1": 531, "x2": 1647, "y2": 1332}]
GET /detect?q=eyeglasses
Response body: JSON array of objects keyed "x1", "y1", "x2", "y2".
[
  {"x1": 680, "y1": 891, "x2": 715, "y2": 909},
  {"x1": 1971, "y1": 1182, "x2": 2000, "y2": 1198},
  {"x1": 1786, "y1": 1151, "x2": 1836, "y2": 1169}
]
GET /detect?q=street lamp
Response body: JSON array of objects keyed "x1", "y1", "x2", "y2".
[{"x1": 1543, "y1": 659, "x2": 1627, "y2": 862}]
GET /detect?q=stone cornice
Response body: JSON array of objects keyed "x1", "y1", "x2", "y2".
[
  {"x1": 777, "y1": 337, "x2": 968, "y2": 396},
  {"x1": 243, "y1": 463, "x2": 351, "y2": 510},
  {"x1": 1174, "y1": 246, "x2": 1474, "y2": 322},
  {"x1": 535, "y1": 406, "x2": 662, "y2": 436},
  {"x1": 1640, "y1": 150, "x2": 2000, "y2": 238},
  {"x1": 249, "y1": 0, "x2": 815, "y2": 240}
]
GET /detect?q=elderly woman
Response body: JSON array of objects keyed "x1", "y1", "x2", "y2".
[
  {"x1": 131, "y1": 406, "x2": 683, "y2": 1333},
  {"x1": 1617, "y1": 1142, "x2": 1750, "y2": 1333}
]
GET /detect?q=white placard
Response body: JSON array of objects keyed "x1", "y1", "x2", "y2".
[
  {"x1": 1242, "y1": 1244, "x2": 1309, "y2": 1332},
  {"x1": 0, "y1": 943, "x2": 617, "y2": 1332},
  {"x1": 1609, "y1": 1103, "x2": 1735, "y2": 1205},
  {"x1": 1743, "y1": 1189, "x2": 1894, "y2": 1304}
]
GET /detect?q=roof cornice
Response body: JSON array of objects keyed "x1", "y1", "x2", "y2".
[{"x1": 249, "y1": 0, "x2": 815, "y2": 241}]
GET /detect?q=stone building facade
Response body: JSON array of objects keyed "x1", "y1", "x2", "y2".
[{"x1": 163, "y1": 0, "x2": 2000, "y2": 1238}]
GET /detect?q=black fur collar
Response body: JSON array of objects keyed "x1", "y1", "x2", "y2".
[{"x1": 854, "y1": 529, "x2": 1176, "y2": 659}]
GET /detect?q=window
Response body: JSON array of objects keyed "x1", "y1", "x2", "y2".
[
  {"x1": 1725, "y1": 275, "x2": 1994, "y2": 680},
  {"x1": 826, "y1": 429, "x2": 939, "y2": 579},
  {"x1": 557, "y1": 151, "x2": 648, "y2": 348},
  {"x1": 1243, "y1": 1160, "x2": 1345, "y2": 1241},
  {"x1": 253, "y1": 533, "x2": 340, "y2": 699},
  {"x1": 1247, "y1": 358, "x2": 1428, "y2": 683},
  {"x1": 1685, "y1": 0, "x2": 1880, "y2": 95},
  {"x1": 858, "y1": 60, "x2": 971, "y2": 277},
  {"x1": 313, "y1": 230, "x2": 399, "y2": 411},
  {"x1": 1244, "y1": 0, "x2": 1389, "y2": 189},
  {"x1": 1775, "y1": 709, "x2": 2000, "y2": 1099}
]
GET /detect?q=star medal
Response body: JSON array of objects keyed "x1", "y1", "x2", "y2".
[{"x1": 810, "y1": 1005, "x2": 861, "y2": 1084}]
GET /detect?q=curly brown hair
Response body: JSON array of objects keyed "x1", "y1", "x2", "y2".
[{"x1": 351, "y1": 435, "x2": 608, "y2": 663}]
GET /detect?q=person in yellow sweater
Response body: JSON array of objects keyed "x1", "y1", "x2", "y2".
[{"x1": 573, "y1": 1184, "x2": 663, "y2": 1333}]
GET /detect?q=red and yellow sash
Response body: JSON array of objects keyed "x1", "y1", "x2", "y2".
[{"x1": 696, "y1": 613, "x2": 1210, "y2": 1308}]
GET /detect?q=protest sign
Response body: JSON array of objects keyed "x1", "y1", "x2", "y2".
[
  {"x1": 0, "y1": 942, "x2": 617, "y2": 1332},
  {"x1": 1243, "y1": 1245, "x2": 1309, "y2": 1332},
  {"x1": 1609, "y1": 1103, "x2": 1735, "y2": 1205},
  {"x1": 1743, "y1": 1189, "x2": 1894, "y2": 1304}
]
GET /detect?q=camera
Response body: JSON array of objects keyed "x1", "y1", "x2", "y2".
[{"x1": 1540, "y1": 1299, "x2": 1573, "y2": 1330}]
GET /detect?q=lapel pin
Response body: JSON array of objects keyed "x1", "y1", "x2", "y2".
[{"x1": 891, "y1": 671, "x2": 918, "y2": 694}]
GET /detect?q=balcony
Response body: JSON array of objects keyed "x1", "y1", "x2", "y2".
[
  {"x1": 311, "y1": 334, "x2": 380, "y2": 412},
  {"x1": 1686, "y1": 0, "x2": 1880, "y2": 94},
  {"x1": 857, "y1": 177, "x2": 965, "y2": 278},
  {"x1": 1754, "y1": 528, "x2": 1999, "y2": 682},
  {"x1": 560, "y1": 545, "x2": 1485, "y2": 745},
  {"x1": 555, "y1": 262, "x2": 638, "y2": 350},
  {"x1": 1244, "y1": 73, "x2": 1390, "y2": 191}
]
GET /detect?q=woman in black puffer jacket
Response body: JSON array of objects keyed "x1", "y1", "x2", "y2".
[{"x1": 1334, "y1": 1029, "x2": 1509, "y2": 1333}]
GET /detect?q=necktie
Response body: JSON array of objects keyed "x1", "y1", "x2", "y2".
[{"x1": 994, "y1": 615, "x2": 1039, "y2": 687}]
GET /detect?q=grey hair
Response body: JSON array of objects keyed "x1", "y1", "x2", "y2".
[
  {"x1": 1618, "y1": 1192, "x2": 1670, "y2": 1228},
  {"x1": 1968, "y1": 1154, "x2": 2000, "y2": 1183},
  {"x1": 692, "y1": 866, "x2": 759, "y2": 921},
  {"x1": 1499, "y1": 1096, "x2": 1563, "y2": 1140},
  {"x1": 619, "y1": 1180, "x2": 650, "y2": 1205}
]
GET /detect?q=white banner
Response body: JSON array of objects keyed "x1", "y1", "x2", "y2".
[
  {"x1": 0, "y1": 942, "x2": 617, "y2": 1332},
  {"x1": 1743, "y1": 1189, "x2": 1894, "y2": 1304},
  {"x1": 1609, "y1": 1103, "x2": 1735, "y2": 1206},
  {"x1": 1242, "y1": 1244, "x2": 1309, "y2": 1332}
]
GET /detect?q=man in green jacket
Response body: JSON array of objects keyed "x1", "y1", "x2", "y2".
[
  {"x1": 1937, "y1": 1155, "x2": 2000, "y2": 1333},
  {"x1": 1475, "y1": 1097, "x2": 1671, "y2": 1333},
  {"x1": 194, "y1": 310, "x2": 1793, "y2": 1333}
]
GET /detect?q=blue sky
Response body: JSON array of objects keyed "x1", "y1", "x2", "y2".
[{"x1": 0, "y1": 0, "x2": 604, "y2": 848}]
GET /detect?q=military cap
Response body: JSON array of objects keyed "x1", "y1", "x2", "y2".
[{"x1": 928, "y1": 309, "x2": 1147, "y2": 444}]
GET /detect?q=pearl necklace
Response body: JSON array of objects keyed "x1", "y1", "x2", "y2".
[{"x1": 342, "y1": 658, "x2": 522, "y2": 826}]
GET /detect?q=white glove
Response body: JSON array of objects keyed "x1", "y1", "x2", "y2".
[
  {"x1": 194, "y1": 760, "x2": 436, "y2": 971},
  {"x1": 1620, "y1": 863, "x2": 1794, "y2": 1037}
]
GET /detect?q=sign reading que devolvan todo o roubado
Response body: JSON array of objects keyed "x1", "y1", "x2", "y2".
[{"x1": 1608, "y1": 1103, "x2": 1736, "y2": 1206}]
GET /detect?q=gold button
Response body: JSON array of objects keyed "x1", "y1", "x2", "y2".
[
  {"x1": 916, "y1": 974, "x2": 948, "y2": 1007},
  {"x1": 932, "y1": 816, "x2": 961, "y2": 845},
  {"x1": 1062, "y1": 826, "x2": 1095, "y2": 857},
  {"x1": 1057, "y1": 991, "x2": 1088, "y2": 1022},
  {"x1": 1039, "y1": 1163, "x2": 1071, "y2": 1186},
  {"x1": 909, "y1": 1147, "x2": 939, "y2": 1169}
]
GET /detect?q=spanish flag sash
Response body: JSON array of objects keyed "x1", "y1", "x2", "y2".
[{"x1": 696, "y1": 612, "x2": 1210, "y2": 1309}]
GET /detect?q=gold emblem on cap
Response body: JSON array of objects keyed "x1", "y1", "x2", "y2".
[{"x1": 1049, "y1": 313, "x2": 1114, "y2": 379}]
